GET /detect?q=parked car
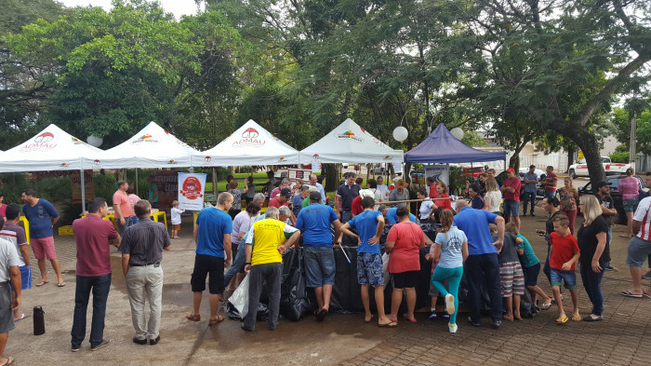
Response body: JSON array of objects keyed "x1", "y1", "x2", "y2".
[
  {"x1": 577, "y1": 174, "x2": 646, "y2": 225},
  {"x1": 568, "y1": 156, "x2": 633, "y2": 178},
  {"x1": 463, "y1": 166, "x2": 485, "y2": 177}
]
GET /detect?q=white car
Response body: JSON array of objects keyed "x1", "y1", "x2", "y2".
[
  {"x1": 568, "y1": 157, "x2": 633, "y2": 178},
  {"x1": 518, "y1": 168, "x2": 545, "y2": 179}
]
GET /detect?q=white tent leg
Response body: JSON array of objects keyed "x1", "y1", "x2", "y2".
[{"x1": 80, "y1": 169, "x2": 86, "y2": 213}]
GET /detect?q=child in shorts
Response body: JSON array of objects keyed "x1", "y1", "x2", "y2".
[
  {"x1": 549, "y1": 214, "x2": 581, "y2": 324},
  {"x1": 339, "y1": 197, "x2": 394, "y2": 327},
  {"x1": 511, "y1": 225, "x2": 553, "y2": 312},
  {"x1": 495, "y1": 223, "x2": 526, "y2": 321},
  {"x1": 170, "y1": 200, "x2": 185, "y2": 239}
]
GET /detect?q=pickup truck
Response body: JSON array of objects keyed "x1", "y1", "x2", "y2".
[{"x1": 568, "y1": 157, "x2": 633, "y2": 178}]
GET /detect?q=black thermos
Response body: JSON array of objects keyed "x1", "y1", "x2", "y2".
[{"x1": 33, "y1": 306, "x2": 45, "y2": 335}]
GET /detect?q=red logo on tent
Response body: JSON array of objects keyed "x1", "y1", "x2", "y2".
[
  {"x1": 313, "y1": 154, "x2": 319, "y2": 158},
  {"x1": 204, "y1": 156, "x2": 212, "y2": 163},
  {"x1": 242, "y1": 128, "x2": 259, "y2": 139},
  {"x1": 34, "y1": 132, "x2": 54, "y2": 143}
]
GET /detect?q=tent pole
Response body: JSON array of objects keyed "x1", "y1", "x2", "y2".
[
  {"x1": 80, "y1": 169, "x2": 86, "y2": 213},
  {"x1": 135, "y1": 168, "x2": 139, "y2": 197}
]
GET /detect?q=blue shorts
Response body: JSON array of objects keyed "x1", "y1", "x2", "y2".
[
  {"x1": 304, "y1": 246, "x2": 336, "y2": 287},
  {"x1": 503, "y1": 200, "x2": 520, "y2": 217},
  {"x1": 626, "y1": 236, "x2": 651, "y2": 267},
  {"x1": 10, "y1": 266, "x2": 31, "y2": 291},
  {"x1": 623, "y1": 198, "x2": 639, "y2": 213},
  {"x1": 357, "y1": 252, "x2": 384, "y2": 286},
  {"x1": 522, "y1": 263, "x2": 540, "y2": 287},
  {"x1": 550, "y1": 268, "x2": 576, "y2": 289}
]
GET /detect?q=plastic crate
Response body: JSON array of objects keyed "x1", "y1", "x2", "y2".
[{"x1": 58, "y1": 225, "x2": 74, "y2": 236}]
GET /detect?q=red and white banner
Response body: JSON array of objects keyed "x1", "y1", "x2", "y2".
[{"x1": 178, "y1": 172, "x2": 207, "y2": 211}]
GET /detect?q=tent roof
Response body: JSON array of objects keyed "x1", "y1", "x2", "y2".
[
  {"x1": 91, "y1": 122, "x2": 199, "y2": 169},
  {"x1": 0, "y1": 124, "x2": 103, "y2": 173},
  {"x1": 299, "y1": 118, "x2": 404, "y2": 164},
  {"x1": 195, "y1": 120, "x2": 300, "y2": 166},
  {"x1": 404, "y1": 124, "x2": 507, "y2": 163}
]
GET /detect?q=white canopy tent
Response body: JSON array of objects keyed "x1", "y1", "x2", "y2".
[
  {"x1": 195, "y1": 119, "x2": 300, "y2": 166},
  {"x1": 89, "y1": 121, "x2": 199, "y2": 169},
  {"x1": 299, "y1": 118, "x2": 404, "y2": 163},
  {"x1": 0, "y1": 124, "x2": 104, "y2": 211}
]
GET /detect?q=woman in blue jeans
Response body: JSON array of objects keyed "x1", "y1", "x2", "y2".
[
  {"x1": 426, "y1": 209, "x2": 468, "y2": 333},
  {"x1": 577, "y1": 195, "x2": 610, "y2": 321}
]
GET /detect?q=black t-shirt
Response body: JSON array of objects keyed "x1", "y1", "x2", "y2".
[
  {"x1": 576, "y1": 215, "x2": 610, "y2": 266},
  {"x1": 595, "y1": 193, "x2": 615, "y2": 227},
  {"x1": 545, "y1": 210, "x2": 563, "y2": 244}
]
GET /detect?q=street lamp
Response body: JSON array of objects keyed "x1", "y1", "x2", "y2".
[{"x1": 393, "y1": 126, "x2": 408, "y2": 142}]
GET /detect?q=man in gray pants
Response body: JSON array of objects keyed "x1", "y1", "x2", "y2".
[
  {"x1": 119, "y1": 200, "x2": 171, "y2": 345},
  {"x1": 242, "y1": 207, "x2": 300, "y2": 331}
]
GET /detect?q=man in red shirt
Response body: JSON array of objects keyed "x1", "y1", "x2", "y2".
[
  {"x1": 501, "y1": 168, "x2": 522, "y2": 231},
  {"x1": 268, "y1": 188, "x2": 296, "y2": 223},
  {"x1": 543, "y1": 166, "x2": 558, "y2": 200},
  {"x1": 71, "y1": 197, "x2": 121, "y2": 352}
]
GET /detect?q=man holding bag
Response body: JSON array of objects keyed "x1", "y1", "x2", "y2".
[{"x1": 242, "y1": 207, "x2": 300, "y2": 332}]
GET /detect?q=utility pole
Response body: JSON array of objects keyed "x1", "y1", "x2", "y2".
[{"x1": 630, "y1": 114, "x2": 637, "y2": 170}]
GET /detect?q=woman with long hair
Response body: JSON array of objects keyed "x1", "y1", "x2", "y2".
[
  {"x1": 557, "y1": 177, "x2": 579, "y2": 235},
  {"x1": 577, "y1": 195, "x2": 609, "y2": 322},
  {"x1": 426, "y1": 209, "x2": 468, "y2": 333},
  {"x1": 484, "y1": 178, "x2": 502, "y2": 215}
]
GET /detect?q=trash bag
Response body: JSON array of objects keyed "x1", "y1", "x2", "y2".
[
  {"x1": 227, "y1": 298, "x2": 269, "y2": 321},
  {"x1": 228, "y1": 273, "x2": 250, "y2": 319},
  {"x1": 280, "y1": 247, "x2": 312, "y2": 321}
]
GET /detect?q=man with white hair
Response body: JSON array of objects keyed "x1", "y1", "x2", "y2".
[{"x1": 270, "y1": 178, "x2": 292, "y2": 200}]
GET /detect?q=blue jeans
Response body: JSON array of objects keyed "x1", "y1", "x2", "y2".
[
  {"x1": 465, "y1": 253, "x2": 503, "y2": 323},
  {"x1": 224, "y1": 241, "x2": 246, "y2": 286},
  {"x1": 580, "y1": 261, "x2": 604, "y2": 316},
  {"x1": 603, "y1": 228, "x2": 612, "y2": 268},
  {"x1": 71, "y1": 273, "x2": 111, "y2": 348},
  {"x1": 131, "y1": 216, "x2": 139, "y2": 225},
  {"x1": 543, "y1": 245, "x2": 552, "y2": 285},
  {"x1": 544, "y1": 192, "x2": 556, "y2": 200},
  {"x1": 117, "y1": 216, "x2": 133, "y2": 234},
  {"x1": 522, "y1": 192, "x2": 536, "y2": 214}
]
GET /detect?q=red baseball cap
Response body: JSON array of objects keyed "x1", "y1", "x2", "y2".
[{"x1": 506, "y1": 168, "x2": 515, "y2": 173}]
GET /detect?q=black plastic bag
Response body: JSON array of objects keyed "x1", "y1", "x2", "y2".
[{"x1": 280, "y1": 248, "x2": 312, "y2": 321}]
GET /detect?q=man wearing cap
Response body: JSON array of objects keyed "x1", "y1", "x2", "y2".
[
  {"x1": 294, "y1": 192, "x2": 342, "y2": 321},
  {"x1": 595, "y1": 181, "x2": 617, "y2": 270},
  {"x1": 501, "y1": 168, "x2": 522, "y2": 231},
  {"x1": 389, "y1": 179, "x2": 410, "y2": 208},
  {"x1": 336, "y1": 173, "x2": 360, "y2": 223},
  {"x1": 522, "y1": 165, "x2": 538, "y2": 216}
]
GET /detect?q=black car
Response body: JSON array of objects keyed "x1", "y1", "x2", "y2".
[{"x1": 577, "y1": 174, "x2": 646, "y2": 225}]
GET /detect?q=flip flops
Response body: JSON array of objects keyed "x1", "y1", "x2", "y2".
[
  {"x1": 541, "y1": 302, "x2": 553, "y2": 310},
  {"x1": 14, "y1": 314, "x2": 28, "y2": 322},
  {"x1": 186, "y1": 313, "x2": 201, "y2": 321},
  {"x1": 621, "y1": 290, "x2": 643, "y2": 298},
  {"x1": 209, "y1": 315, "x2": 224, "y2": 325},
  {"x1": 35, "y1": 281, "x2": 49, "y2": 287},
  {"x1": 57, "y1": 281, "x2": 66, "y2": 287},
  {"x1": 377, "y1": 321, "x2": 397, "y2": 328},
  {"x1": 402, "y1": 314, "x2": 417, "y2": 323},
  {"x1": 364, "y1": 314, "x2": 375, "y2": 323},
  {"x1": 572, "y1": 314, "x2": 582, "y2": 322},
  {"x1": 556, "y1": 316, "x2": 569, "y2": 325}
]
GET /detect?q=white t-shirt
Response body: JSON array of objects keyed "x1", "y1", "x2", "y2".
[
  {"x1": 434, "y1": 227, "x2": 467, "y2": 269},
  {"x1": 171, "y1": 207, "x2": 183, "y2": 225},
  {"x1": 419, "y1": 200, "x2": 434, "y2": 220},
  {"x1": 0, "y1": 237, "x2": 21, "y2": 282},
  {"x1": 485, "y1": 190, "x2": 502, "y2": 213},
  {"x1": 634, "y1": 196, "x2": 651, "y2": 240},
  {"x1": 377, "y1": 184, "x2": 390, "y2": 198}
]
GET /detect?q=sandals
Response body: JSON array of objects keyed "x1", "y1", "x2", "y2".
[
  {"x1": 541, "y1": 301, "x2": 553, "y2": 310},
  {"x1": 209, "y1": 315, "x2": 224, "y2": 325},
  {"x1": 57, "y1": 281, "x2": 66, "y2": 287},
  {"x1": 377, "y1": 321, "x2": 397, "y2": 328},
  {"x1": 556, "y1": 316, "x2": 569, "y2": 325},
  {"x1": 621, "y1": 290, "x2": 643, "y2": 298},
  {"x1": 572, "y1": 314, "x2": 582, "y2": 322},
  {"x1": 186, "y1": 313, "x2": 201, "y2": 322},
  {"x1": 35, "y1": 281, "x2": 49, "y2": 287},
  {"x1": 364, "y1": 314, "x2": 375, "y2": 323},
  {"x1": 402, "y1": 314, "x2": 417, "y2": 323},
  {"x1": 0, "y1": 357, "x2": 14, "y2": 365}
]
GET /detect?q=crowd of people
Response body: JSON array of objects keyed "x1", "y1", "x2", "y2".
[{"x1": 1, "y1": 165, "x2": 651, "y2": 363}]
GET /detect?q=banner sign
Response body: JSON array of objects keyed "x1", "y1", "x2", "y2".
[
  {"x1": 288, "y1": 168, "x2": 312, "y2": 184},
  {"x1": 424, "y1": 164, "x2": 450, "y2": 193},
  {"x1": 177, "y1": 172, "x2": 207, "y2": 211}
]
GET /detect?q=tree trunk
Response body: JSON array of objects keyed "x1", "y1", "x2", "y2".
[
  {"x1": 566, "y1": 146, "x2": 575, "y2": 173},
  {"x1": 323, "y1": 164, "x2": 339, "y2": 193},
  {"x1": 576, "y1": 133, "x2": 605, "y2": 183}
]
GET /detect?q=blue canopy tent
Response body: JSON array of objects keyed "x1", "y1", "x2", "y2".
[{"x1": 405, "y1": 124, "x2": 507, "y2": 164}]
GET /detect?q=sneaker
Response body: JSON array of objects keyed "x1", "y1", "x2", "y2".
[
  {"x1": 441, "y1": 314, "x2": 450, "y2": 319},
  {"x1": 530, "y1": 213, "x2": 535, "y2": 217},
  {"x1": 445, "y1": 294, "x2": 455, "y2": 315},
  {"x1": 492, "y1": 320, "x2": 502, "y2": 329},
  {"x1": 467, "y1": 316, "x2": 481, "y2": 327},
  {"x1": 642, "y1": 271, "x2": 651, "y2": 280},
  {"x1": 71, "y1": 346, "x2": 80, "y2": 352},
  {"x1": 133, "y1": 337, "x2": 147, "y2": 345},
  {"x1": 448, "y1": 322, "x2": 458, "y2": 333},
  {"x1": 149, "y1": 335, "x2": 161, "y2": 346},
  {"x1": 428, "y1": 312, "x2": 437, "y2": 319},
  {"x1": 91, "y1": 339, "x2": 110, "y2": 351}
]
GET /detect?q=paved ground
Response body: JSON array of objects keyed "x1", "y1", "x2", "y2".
[{"x1": 7, "y1": 203, "x2": 651, "y2": 365}]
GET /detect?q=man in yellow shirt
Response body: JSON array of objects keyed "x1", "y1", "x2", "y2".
[{"x1": 242, "y1": 207, "x2": 300, "y2": 331}]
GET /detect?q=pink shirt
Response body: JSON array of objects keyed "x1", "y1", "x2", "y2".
[
  {"x1": 386, "y1": 222, "x2": 424, "y2": 273},
  {"x1": 127, "y1": 194, "x2": 141, "y2": 217},
  {"x1": 0, "y1": 204, "x2": 6, "y2": 218},
  {"x1": 72, "y1": 215, "x2": 119, "y2": 277},
  {"x1": 620, "y1": 177, "x2": 641, "y2": 200},
  {"x1": 113, "y1": 190, "x2": 133, "y2": 218}
]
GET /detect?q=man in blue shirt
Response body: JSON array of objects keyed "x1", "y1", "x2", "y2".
[
  {"x1": 295, "y1": 192, "x2": 342, "y2": 321},
  {"x1": 522, "y1": 165, "x2": 538, "y2": 217},
  {"x1": 187, "y1": 192, "x2": 233, "y2": 326},
  {"x1": 339, "y1": 197, "x2": 395, "y2": 327},
  {"x1": 381, "y1": 206, "x2": 419, "y2": 225},
  {"x1": 453, "y1": 200, "x2": 505, "y2": 329},
  {"x1": 21, "y1": 189, "x2": 64, "y2": 287}
]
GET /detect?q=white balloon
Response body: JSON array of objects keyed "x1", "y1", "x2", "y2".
[
  {"x1": 87, "y1": 135, "x2": 103, "y2": 147},
  {"x1": 393, "y1": 126, "x2": 408, "y2": 142},
  {"x1": 450, "y1": 127, "x2": 465, "y2": 140}
]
